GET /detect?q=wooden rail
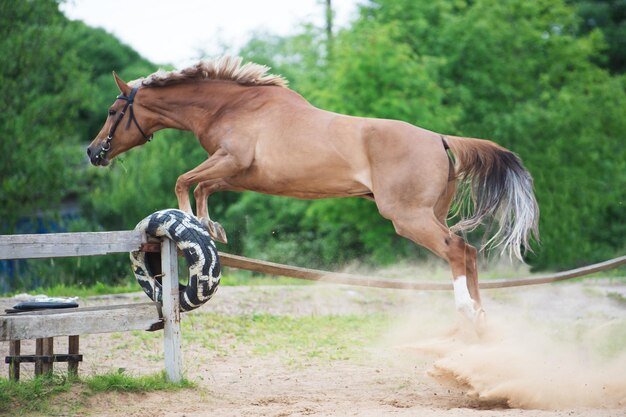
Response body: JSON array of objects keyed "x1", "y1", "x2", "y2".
[{"x1": 0, "y1": 230, "x2": 145, "y2": 259}]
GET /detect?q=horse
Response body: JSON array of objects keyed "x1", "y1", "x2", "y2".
[{"x1": 87, "y1": 56, "x2": 539, "y2": 325}]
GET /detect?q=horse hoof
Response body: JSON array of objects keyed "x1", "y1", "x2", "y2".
[
  {"x1": 200, "y1": 218, "x2": 228, "y2": 244},
  {"x1": 456, "y1": 301, "x2": 487, "y2": 337},
  {"x1": 213, "y1": 222, "x2": 228, "y2": 244},
  {"x1": 473, "y1": 308, "x2": 487, "y2": 336}
]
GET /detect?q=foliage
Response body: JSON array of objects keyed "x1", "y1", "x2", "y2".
[
  {"x1": 409, "y1": 0, "x2": 626, "y2": 268},
  {"x1": 184, "y1": 312, "x2": 390, "y2": 363},
  {"x1": 0, "y1": 0, "x2": 157, "y2": 288},
  {"x1": 0, "y1": 0, "x2": 154, "y2": 232},
  {"x1": 572, "y1": 0, "x2": 626, "y2": 73},
  {"x1": 239, "y1": 25, "x2": 329, "y2": 96},
  {"x1": 0, "y1": 0, "x2": 92, "y2": 231}
]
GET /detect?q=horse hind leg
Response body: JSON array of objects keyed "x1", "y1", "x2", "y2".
[
  {"x1": 454, "y1": 241, "x2": 485, "y2": 330},
  {"x1": 384, "y1": 207, "x2": 485, "y2": 326},
  {"x1": 464, "y1": 243, "x2": 481, "y2": 307},
  {"x1": 432, "y1": 173, "x2": 485, "y2": 326}
]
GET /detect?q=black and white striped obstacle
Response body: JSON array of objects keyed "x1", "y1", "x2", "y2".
[{"x1": 130, "y1": 209, "x2": 221, "y2": 312}]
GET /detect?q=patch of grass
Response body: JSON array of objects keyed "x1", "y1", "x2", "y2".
[
  {"x1": 0, "y1": 370, "x2": 193, "y2": 417},
  {"x1": 543, "y1": 315, "x2": 626, "y2": 360},
  {"x1": 561, "y1": 317, "x2": 626, "y2": 359},
  {"x1": 0, "y1": 271, "x2": 311, "y2": 298},
  {"x1": 84, "y1": 370, "x2": 194, "y2": 393},
  {"x1": 183, "y1": 312, "x2": 391, "y2": 364},
  {"x1": 3, "y1": 281, "x2": 141, "y2": 298},
  {"x1": 0, "y1": 373, "x2": 73, "y2": 416},
  {"x1": 607, "y1": 291, "x2": 626, "y2": 305},
  {"x1": 593, "y1": 320, "x2": 626, "y2": 358}
]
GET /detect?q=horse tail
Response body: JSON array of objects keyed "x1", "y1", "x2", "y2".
[{"x1": 444, "y1": 135, "x2": 539, "y2": 261}]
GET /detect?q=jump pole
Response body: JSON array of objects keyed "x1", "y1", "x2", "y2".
[{"x1": 217, "y1": 252, "x2": 626, "y2": 290}]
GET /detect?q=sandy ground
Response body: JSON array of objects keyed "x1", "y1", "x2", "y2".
[{"x1": 2, "y1": 277, "x2": 626, "y2": 417}]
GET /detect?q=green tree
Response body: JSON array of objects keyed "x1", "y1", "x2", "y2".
[
  {"x1": 572, "y1": 0, "x2": 626, "y2": 73},
  {"x1": 0, "y1": 0, "x2": 94, "y2": 231},
  {"x1": 0, "y1": 0, "x2": 163, "y2": 289},
  {"x1": 425, "y1": 0, "x2": 626, "y2": 268}
]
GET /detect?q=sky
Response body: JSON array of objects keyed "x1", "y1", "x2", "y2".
[{"x1": 61, "y1": 0, "x2": 362, "y2": 68}]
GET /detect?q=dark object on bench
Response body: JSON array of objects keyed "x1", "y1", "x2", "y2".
[{"x1": 6, "y1": 300, "x2": 79, "y2": 314}]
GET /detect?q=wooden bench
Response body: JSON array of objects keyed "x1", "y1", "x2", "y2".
[
  {"x1": 2, "y1": 302, "x2": 162, "y2": 380},
  {"x1": 0, "y1": 231, "x2": 182, "y2": 382}
]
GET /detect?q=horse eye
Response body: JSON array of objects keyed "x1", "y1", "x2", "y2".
[{"x1": 108, "y1": 109, "x2": 116, "y2": 116}]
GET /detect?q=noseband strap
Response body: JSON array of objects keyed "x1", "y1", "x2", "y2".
[{"x1": 101, "y1": 87, "x2": 153, "y2": 155}]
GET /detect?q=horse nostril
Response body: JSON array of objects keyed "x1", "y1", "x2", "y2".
[{"x1": 87, "y1": 148, "x2": 92, "y2": 157}]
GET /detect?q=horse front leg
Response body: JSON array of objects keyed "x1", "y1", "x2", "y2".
[
  {"x1": 174, "y1": 148, "x2": 244, "y2": 237},
  {"x1": 193, "y1": 179, "x2": 243, "y2": 244}
]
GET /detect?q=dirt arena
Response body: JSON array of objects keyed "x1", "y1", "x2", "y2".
[{"x1": 2, "y1": 275, "x2": 625, "y2": 416}]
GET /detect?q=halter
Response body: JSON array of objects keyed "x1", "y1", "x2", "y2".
[{"x1": 99, "y1": 87, "x2": 153, "y2": 160}]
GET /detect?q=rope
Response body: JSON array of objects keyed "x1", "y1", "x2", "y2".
[{"x1": 217, "y1": 252, "x2": 626, "y2": 291}]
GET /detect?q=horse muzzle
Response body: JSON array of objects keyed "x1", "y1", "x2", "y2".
[{"x1": 86, "y1": 144, "x2": 110, "y2": 166}]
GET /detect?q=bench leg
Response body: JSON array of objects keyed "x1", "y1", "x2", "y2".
[
  {"x1": 35, "y1": 337, "x2": 54, "y2": 376},
  {"x1": 68, "y1": 335, "x2": 79, "y2": 377},
  {"x1": 9, "y1": 340, "x2": 20, "y2": 381}
]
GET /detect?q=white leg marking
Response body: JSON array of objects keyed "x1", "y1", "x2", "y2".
[{"x1": 453, "y1": 275, "x2": 476, "y2": 320}]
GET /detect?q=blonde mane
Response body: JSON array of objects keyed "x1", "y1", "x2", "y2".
[{"x1": 130, "y1": 56, "x2": 288, "y2": 88}]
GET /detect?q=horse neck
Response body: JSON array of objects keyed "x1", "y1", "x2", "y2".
[{"x1": 144, "y1": 81, "x2": 259, "y2": 135}]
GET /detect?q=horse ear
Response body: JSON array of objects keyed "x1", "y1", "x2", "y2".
[{"x1": 112, "y1": 71, "x2": 131, "y2": 96}]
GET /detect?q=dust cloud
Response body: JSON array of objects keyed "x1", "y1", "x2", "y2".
[{"x1": 382, "y1": 292, "x2": 626, "y2": 410}]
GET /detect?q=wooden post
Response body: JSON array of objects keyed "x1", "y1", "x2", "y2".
[
  {"x1": 68, "y1": 335, "x2": 79, "y2": 377},
  {"x1": 161, "y1": 238, "x2": 182, "y2": 383},
  {"x1": 35, "y1": 338, "x2": 43, "y2": 376},
  {"x1": 8, "y1": 340, "x2": 20, "y2": 381},
  {"x1": 42, "y1": 337, "x2": 54, "y2": 375},
  {"x1": 35, "y1": 337, "x2": 54, "y2": 376}
]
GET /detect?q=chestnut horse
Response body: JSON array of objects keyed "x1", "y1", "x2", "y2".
[{"x1": 87, "y1": 56, "x2": 539, "y2": 325}]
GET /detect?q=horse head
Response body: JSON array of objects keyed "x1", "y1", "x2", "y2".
[{"x1": 87, "y1": 72, "x2": 154, "y2": 166}]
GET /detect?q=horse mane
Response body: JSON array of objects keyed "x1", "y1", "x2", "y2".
[{"x1": 130, "y1": 56, "x2": 288, "y2": 88}]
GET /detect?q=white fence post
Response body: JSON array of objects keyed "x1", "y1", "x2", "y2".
[{"x1": 161, "y1": 238, "x2": 182, "y2": 383}]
